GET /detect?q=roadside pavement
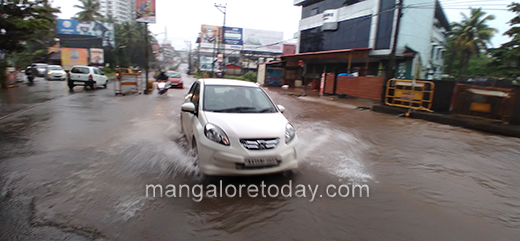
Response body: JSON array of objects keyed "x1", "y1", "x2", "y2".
[{"x1": 268, "y1": 86, "x2": 520, "y2": 138}]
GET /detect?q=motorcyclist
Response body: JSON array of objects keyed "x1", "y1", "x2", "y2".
[{"x1": 156, "y1": 70, "x2": 168, "y2": 82}]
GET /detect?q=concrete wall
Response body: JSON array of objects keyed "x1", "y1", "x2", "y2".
[{"x1": 397, "y1": 0, "x2": 436, "y2": 79}]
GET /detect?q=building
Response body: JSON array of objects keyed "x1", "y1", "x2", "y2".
[
  {"x1": 97, "y1": 0, "x2": 136, "y2": 23},
  {"x1": 280, "y1": 0, "x2": 450, "y2": 99},
  {"x1": 197, "y1": 25, "x2": 285, "y2": 75}
]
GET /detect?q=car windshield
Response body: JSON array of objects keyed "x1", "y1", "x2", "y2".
[
  {"x1": 167, "y1": 73, "x2": 181, "y2": 78},
  {"x1": 203, "y1": 85, "x2": 277, "y2": 113},
  {"x1": 48, "y1": 66, "x2": 62, "y2": 71}
]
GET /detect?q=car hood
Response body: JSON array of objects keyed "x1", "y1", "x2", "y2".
[
  {"x1": 203, "y1": 112, "x2": 287, "y2": 139},
  {"x1": 168, "y1": 78, "x2": 181, "y2": 82}
]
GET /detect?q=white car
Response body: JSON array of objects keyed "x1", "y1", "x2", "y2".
[
  {"x1": 45, "y1": 65, "x2": 67, "y2": 81},
  {"x1": 67, "y1": 66, "x2": 108, "y2": 90},
  {"x1": 180, "y1": 79, "x2": 298, "y2": 176}
]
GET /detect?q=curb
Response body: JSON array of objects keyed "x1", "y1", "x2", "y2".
[{"x1": 372, "y1": 105, "x2": 520, "y2": 138}]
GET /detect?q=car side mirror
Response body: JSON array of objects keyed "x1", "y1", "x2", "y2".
[
  {"x1": 181, "y1": 102, "x2": 196, "y2": 113},
  {"x1": 277, "y1": 105, "x2": 285, "y2": 113}
]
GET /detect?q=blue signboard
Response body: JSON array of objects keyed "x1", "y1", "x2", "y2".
[
  {"x1": 57, "y1": 19, "x2": 79, "y2": 35},
  {"x1": 224, "y1": 27, "x2": 243, "y2": 45},
  {"x1": 57, "y1": 19, "x2": 115, "y2": 48}
]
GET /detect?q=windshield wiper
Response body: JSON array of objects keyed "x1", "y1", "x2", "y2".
[
  {"x1": 212, "y1": 107, "x2": 256, "y2": 113},
  {"x1": 257, "y1": 108, "x2": 276, "y2": 113}
]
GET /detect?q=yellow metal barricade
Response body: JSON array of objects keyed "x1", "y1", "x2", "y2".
[
  {"x1": 114, "y1": 68, "x2": 143, "y2": 96},
  {"x1": 385, "y1": 79, "x2": 435, "y2": 110}
]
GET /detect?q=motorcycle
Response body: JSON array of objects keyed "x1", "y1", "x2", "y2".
[
  {"x1": 25, "y1": 67, "x2": 35, "y2": 84},
  {"x1": 157, "y1": 81, "x2": 171, "y2": 95}
]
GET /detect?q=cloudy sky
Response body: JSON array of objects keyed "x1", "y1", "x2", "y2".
[{"x1": 51, "y1": 0, "x2": 515, "y2": 50}]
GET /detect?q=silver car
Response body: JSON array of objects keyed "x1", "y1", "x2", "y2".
[{"x1": 45, "y1": 65, "x2": 67, "y2": 81}]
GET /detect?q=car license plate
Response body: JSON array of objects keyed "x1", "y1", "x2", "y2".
[{"x1": 244, "y1": 157, "x2": 279, "y2": 167}]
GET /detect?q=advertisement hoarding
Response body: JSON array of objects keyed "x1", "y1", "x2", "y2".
[
  {"x1": 243, "y1": 29, "x2": 284, "y2": 53},
  {"x1": 90, "y1": 48, "x2": 104, "y2": 65},
  {"x1": 61, "y1": 48, "x2": 88, "y2": 70},
  {"x1": 57, "y1": 19, "x2": 115, "y2": 47},
  {"x1": 136, "y1": 0, "x2": 156, "y2": 23},
  {"x1": 223, "y1": 27, "x2": 243, "y2": 50},
  {"x1": 199, "y1": 56, "x2": 217, "y2": 72},
  {"x1": 200, "y1": 25, "x2": 221, "y2": 49}
]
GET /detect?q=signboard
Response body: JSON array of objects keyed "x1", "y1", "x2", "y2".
[
  {"x1": 57, "y1": 19, "x2": 115, "y2": 47},
  {"x1": 90, "y1": 48, "x2": 104, "y2": 65},
  {"x1": 322, "y1": 9, "x2": 339, "y2": 31},
  {"x1": 136, "y1": 0, "x2": 156, "y2": 23},
  {"x1": 199, "y1": 56, "x2": 217, "y2": 72},
  {"x1": 224, "y1": 27, "x2": 243, "y2": 50},
  {"x1": 243, "y1": 29, "x2": 283, "y2": 53},
  {"x1": 200, "y1": 25, "x2": 221, "y2": 48},
  {"x1": 61, "y1": 48, "x2": 88, "y2": 70}
]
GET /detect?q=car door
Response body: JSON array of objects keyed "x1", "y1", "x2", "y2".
[
  {"x1": 93, "y1": 68, "x2": 102, "y2": 83},
  {"x1": 182, "y1": 82, "x2": 200, "y2": 144}
]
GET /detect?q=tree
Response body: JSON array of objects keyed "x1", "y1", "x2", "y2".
[
  {"x1": 73, "y1": 0, "x2": 103, "y2": 22},
  {"x1": 112, "y1": 22, "x2": 156, "y2": 68},
  {"x1": 0, "y1": 0, "x2": 59, "y2": 87},
  {"x1": 489, "y1": 3, "x2": 520, "y2": 78},
  {"x1": 447, "y1": 8, "x2": 497, "y2": 80}
]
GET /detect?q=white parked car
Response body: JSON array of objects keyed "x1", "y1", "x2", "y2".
[
  {"x1": 67, "y1": 66, "x2": 108, "y2": 90},
  {"x1": 180, "y1": 79, "x2": 298, "y2": 176},
  {"x1": 45, "y1": 65, "x2": 67, "y2": 81}
]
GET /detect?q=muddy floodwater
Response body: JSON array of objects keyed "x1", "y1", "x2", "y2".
[{"x1": 1, "y1": 69, "x2": 519, "y2": 240}]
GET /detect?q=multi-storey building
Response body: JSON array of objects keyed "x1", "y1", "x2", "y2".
[{"x1": 97, "y1": 0, "x2": 135, "y2": 23}]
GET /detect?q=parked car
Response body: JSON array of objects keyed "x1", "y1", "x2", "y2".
[
  {"x1": 180, "y1": 79, "x2": 298, "y2": 176},
  {"x1": 45, "y1": 65, "x2": 67, "y2": 81},
  {"x1": 32, "y1": 63, "x2": 48, "y2": 77},
  {"x1": 166, "y1": 71, "x2": 183, "y2": 88},
  {"x1": 67, "y1": 66, "x2": 108, "y2": 90}
]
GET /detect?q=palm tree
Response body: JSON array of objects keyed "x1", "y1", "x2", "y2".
[
  {"x1": 73, "y1": 0, "x2": 103, "y2": 21},
  {"x1": 449, "y1": 8, "x2": 497, "y2": 79}
]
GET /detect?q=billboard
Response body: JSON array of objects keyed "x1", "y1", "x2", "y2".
[
  {"x1": 223, "y1": 27, "x2": 243, "y2": 50},
  {"x1": 57, "y1": 19, "x2": 115, "y2": 47},
  {"x1": 243, "y1": 29, "x2": 284, "y2": 53},
  {"x1": 199, "y1": 56, "x2": 217, "y2": 72},
  {"x1": 136, "y1": 0, "x2": 156, "y2": 23},
  {"x1": 61, "y1": 48, "x2": 88, "y2": 70},
  {"x1": 90, "y1": 48, "x2": 104, "y2": 65},
  {"x1": 200, "y1": 25, "x2": 221, "y2": 48}
]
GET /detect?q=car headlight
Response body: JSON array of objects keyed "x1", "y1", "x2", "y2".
[
  {"x1": 47, "y1": 71, "x2": 52, "y2": 75},
  {"x1": 204, "y1": 123, "x2": 230, "y2": 146},
  {"x1": 62, "y1": 71, "x2": 66, "y2": 75},
  {"x1": 158, "y1": 82, "x2": 166, "y2": 88},
  {"x1": 285, "y1": 123, "x2": 295, "y2": 144},
  {"x1": 179, "y1": 79, "x2": 183, "y2": 83}
]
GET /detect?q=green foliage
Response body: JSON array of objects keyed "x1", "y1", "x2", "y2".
[
  {"x1": 445, "y1": 8, "x2": 497, "y2": 79},
  {"x1": 0, "y1": 0, "x2": 59, "y2": 87},
  {"x1": 488, "y1": 3, "x2": 520, "y2": 78},
  {"x1": 112, "y1": 22, "x2": 156, "y2": 69},
  {"x1": 243, "y1": 72, "x2": 258, "y2": 82},
  {"x1": 73, "y1": 0, "x2": 104, "y2": 21}
]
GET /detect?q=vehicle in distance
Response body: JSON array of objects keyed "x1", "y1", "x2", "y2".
[
  {"x1": 45, "y1": 65, "x2": 67, "y2": 81},
  {"x1": 67, "y1": 66, "x2": 108, "y2": 90},
  {"x1": 32, "y1": 63, "x2": 48, "y2": 77},
  {"x1": 166, "y1": 71, "x2": 183, "y2": 88},
  {"x1": 180, "y1": 79, "x2": 298, "y2": 176}
]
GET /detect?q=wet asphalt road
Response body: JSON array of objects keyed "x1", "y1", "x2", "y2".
[{"x1": 1, "y1": 66, "x2": 519, "y2": 240}]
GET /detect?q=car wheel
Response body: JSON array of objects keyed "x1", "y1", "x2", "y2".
[
  {"x1": 103, "y1": 80, "x2": 107, "y2": 89},
  {"x1": 90, "y1": 81, "x2": 96, "y2": 90}
]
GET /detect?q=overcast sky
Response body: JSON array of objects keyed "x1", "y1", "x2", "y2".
[{"x1": 51, "y1": 0, "x2": 515, "y2": 50}]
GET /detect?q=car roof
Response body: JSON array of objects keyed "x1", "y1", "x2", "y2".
[
  {"x1": 47, "y1": 65, "x2": 62, "y2": 68},
  {"x1": 71, "y1": 66, "x2": 97, "y2": 69},
  {"x1": 200, "y1": 78, "x2": 259, "y2": 87}
]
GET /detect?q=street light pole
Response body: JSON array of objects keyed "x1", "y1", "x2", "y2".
[
  {"x1": 185, "y1": 40, "x2": 192, "y2": 74},
  {"x1": 215, "y1": 3, "x2": 227, "y2": 77}
]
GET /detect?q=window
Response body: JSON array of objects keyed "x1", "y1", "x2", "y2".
[
  {"x1": 71, "y1": 67, "x2": 89, "y2": 74},
  {"x1": 192, "y1": 83, "x2": 200, "y2": 112},
  {"x1": 203, "y1": 85, "x2": 277, "y2": 113},
  {"x1": 94, "y1": 68, "x2": 101, "y2": 75},
  {"x1": 310, "y1": 7, "x2": 318, "y2": 15}
]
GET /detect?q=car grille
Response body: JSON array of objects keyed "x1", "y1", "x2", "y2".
[{"x1": 240, "y1": 138, "x2": 279, "y2": 150}]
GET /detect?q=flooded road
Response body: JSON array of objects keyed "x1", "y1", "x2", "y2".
[{"x1": 1, "y1": 67, "x2": 519, "y2": 240}]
